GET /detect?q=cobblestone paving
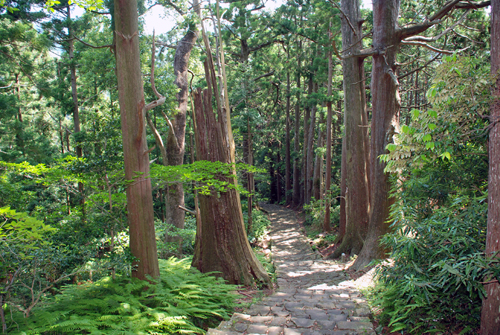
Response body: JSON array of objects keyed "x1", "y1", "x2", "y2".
[{"x1": 207, "y1": 204, "x2": 375, "y2": 335}]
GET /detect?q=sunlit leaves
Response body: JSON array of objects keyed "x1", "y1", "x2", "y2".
[
  {"x1": 44, "y1": 0, "x2": 105, "y2": 12},
  {"x1": 382, "y1": 56, "x2": 491, "y2": 173}
]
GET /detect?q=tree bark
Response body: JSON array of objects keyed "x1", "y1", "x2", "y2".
[
  {"x1": 164, "y1": 25, "x2": 198, "y2": 257},
  {"x1": 324, "y1": 33, "x2": 333, "y2": 232},
  {"x1": 306, "y1": 82, "x2": 317, "y2": 203},
  {"x1": 337, "y1": 139, "x2": 347, "y2": 241},
  {"x1": 14, "y1": 73, "x2": 24, "y2": 155},
  {"x1": 114, "y1": 0, "x2": 159, "y2": 281},
  {"x1": 303, "y1": 74, "x2": 314, "y2": 205},
  {"x1": 67, "y1": 6, "x2": 85, "y2": 219},
  {"x1": 312, "y1": 111, "x2": 324, "y2": 201},
  {"x1": 285, "y1": 68, "x2": 292, "y2": 205},
  {"x1": 191, "y1": 87, "x2": 270, "y2": 286},
  {"x1": 247, "y1": 117, "x2": 254, "y2": 234},
  {"x1": 293, "y1": 44, "x2": 302, "y2": 206},
  {"x1": 329, "y1": 0, "x2": 370, "y2": 259},
  {"x1": 352, "y1": 0, "x2": 400, "y2": 270},
  {"x1": 481, "y1": 0, "x2": 500, "y2": 332}
]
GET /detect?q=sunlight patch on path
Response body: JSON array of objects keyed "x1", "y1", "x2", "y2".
[{"x1": 207, "y1": 204, "x2": 375, "y2": 335}]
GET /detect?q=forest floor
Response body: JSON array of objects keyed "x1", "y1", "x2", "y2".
[{"x1": 207, "y1": 204, "x2": 376, "y2": 335}]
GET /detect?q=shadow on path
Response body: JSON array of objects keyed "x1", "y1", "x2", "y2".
[{"x1": 207, "y1": 204, "x2": 375, "y2": 335}]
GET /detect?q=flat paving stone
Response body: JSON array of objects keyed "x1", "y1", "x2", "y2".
[
  {"x1": 306, "y1": 310, "x2": 329, "y2": 320},
  {"x1": 232, "y1": 322, "x2": 248, "y2": 332},
  {"x1": 291, "y1": 318, "x2": 315, "y2": 328},
  {"x1": 207, "y1": 205, "x2": 375, "y2": 335},
  {"x1": 251, "y1": 316, "x2": 273, "y2": 323},
  {"x1": 247, "y1": 324, "x2": 268, "y2": 334},
  {"x1": 268, "y1": 326, "x2": 284, "y2": 335},
  {"x1": 336, "y1": 321, "x2": 373, "y2": 331},
  {"x1": 329, "y1": 314, "x2": 348, "y2": 322},
  {"x1": 284, "y1": 328, "x2": 311, "y2": 335},
  {"x1": 270, "y1": 317, "x2": 288, "y2": 326},
  {"x1": 316, "y1": 320, "x2": 336, "y2": 329}
]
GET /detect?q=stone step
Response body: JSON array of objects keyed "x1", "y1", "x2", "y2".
[{"x1": 206, "y1": 205, "x2": 375, "y2": 335}]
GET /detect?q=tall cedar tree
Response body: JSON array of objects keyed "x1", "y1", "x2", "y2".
[
  {"x1": 329, "y1": 0, "x2": 370, "y2": 259},
  {"x1": 352, "y1": 0, "x2": 491, "y2": 270},
  {"x1": 114, "y1": 0, "x2": 159, "y2": 280},
  {"x1": 481, "y1": 0, "x2": 500, "y2": 332},
  {"x1": 164, "y1": 3, "x2": 199, "y2": 256},
  {"x1": 191, "y1": 83, "x2": 270, "y2": 286}
]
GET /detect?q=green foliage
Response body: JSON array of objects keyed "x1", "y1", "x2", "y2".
[
  {"x1": 0, "y1": 206, "x2": 56, "y2": 248},
  {"x1": 9, "y1": 258, "x2": 239, "y2": 334},
  {"x1": 156, "y1": 215, "x2": 197, "y2": 257},
  {"x1": 369, "y1": 194, "x2": 497, "y2": 334},
  {"x1": 303, "y1": 185, "x2": 340, "y2": 228},
  {"x1": 0, "y1": 207, "x2": 57, "y2": 292},
  {"x1": 243, "y1": 208, "x2": 271, "y2": 244},
  {"x1": 254, "y1": 250, "x2": 276, "y2": 284},
  {"x1": 370, "y1": 52, "x2": 496, "y2": 334},
  {"x1": 151, "y1": 160, "x2": 264, "y2": 196},
  {"x1": 381, "y1": 55, "x2": 491, "y2": 173}
]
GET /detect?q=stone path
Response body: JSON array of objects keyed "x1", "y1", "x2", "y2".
[{"x1": 207, "y1": 204, "x2": 375, "y2": 335}]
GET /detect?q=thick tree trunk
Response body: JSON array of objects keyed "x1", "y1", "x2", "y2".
[
  {"x1": 352, "y1": 0, "x2": 400, "y2": 270},
  {"x1": 247, "y1": 117, "x2": 254, "y2": 234},
  {"x1": 481, "y1": 0, "x2": 500, "y2": 332},
  {"x1": 114, "y1": 0, "x2": 159, "y2": 280},
  {"x1": 293, "y1": 47, "x2": 302, "y2": 206},
  {"x1": 67, "y1": 6, "x2": 85, "y2": 219},
  {"x1": 164, "y1": 27, "x2": 198, "y2": 257},
  {"x1": 14, "y1": 73, "x2": 24, "y2": 155},
  {"x1": 276, "y1": 148, "x2": 281, "y2": 204},
  {"x1": 303, "y1": 80, "x2": 310, "y2": 204},
  {"x1": 329, "y1": 0, "x2": 370, "y2": 259},
  {"x1": 306, "y1": 83, "x2": 317, "y2": 203},
  {"x1": 270, "y1": 147, "x2": 277, "y2": 203},
  {"x1": 285, "y1": 69, "x2": 292, "y2": 205},
  {"x1": 191, "y1": 87, "x2": 269, "y2": 287},
  {"x1": 312, "y1": 112, "x2": 324, "y2": 201},
  {"x1": 324, "y1": 36, "x2": 333, "y2": 232},
  {"x1": 337, "y1": 139, "x2": 347, "y2": 240}
]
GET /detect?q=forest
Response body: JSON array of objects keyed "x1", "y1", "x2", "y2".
[{"x1": 1, "y1": 0, "x2": 500, "y2": 334}]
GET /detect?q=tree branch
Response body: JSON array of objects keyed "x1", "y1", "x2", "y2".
[
  {"x1": 399, "y1": 0, "x2": 490, "y2": 39},
  {"x1": 178, "y1": 205, "x2": 196, "y2": 215},
  {"x1": 162, "y1": 112, "x2": 179, "y2": 149},
  {"x1": 327, "y1": 0, "x2": 356, "y2": 36},
  {"x1": 161, "y1": 0, "x2": 185, "y2": 15},
  {"x1": 345, "y1": 47, "x2": 377, "y2": 59},
  {"x1": 398, "y1": 53, "x2": 441, "y2": 80},
  {"x1": 403, "y1": 10, "x2": 469, "y2": 42},
  {"x1": 56, "y1": 36, "x2": 113, "y2": 49},
  {"x1": 341, "y1": 32, "x2": 372, "y2": 54},
  {"x1": 145, "y1": 113, "x2": 168, "y2": 165},
  {"x1": 144, "y1": 31, "x2": 166, "y2": 113},
  {"x1": 401, "y1": 40, "x2": 454, "y2": 54},
  {"x1": 248, "y1": 39, "x2": 282, "y2": 53},
  {"x1": 156, "y1": 41, "x2": 178, "y2": 49},
  {"x1": 452, "y1": 28, "x2": 486, "y2": 44},
  {"x1": 253, "y1": 70, "x2": 275, "y2": 82}
]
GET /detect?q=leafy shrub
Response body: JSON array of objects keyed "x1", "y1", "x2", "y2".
[
  {"x1": 255, "y1": 251, "x2": 277, "y2": 284},
  {"x1": 303, "y1": 185, "x2": 340, "y2": 228},
  {"x1": 245, "y1": 210, "x2": 272, "y2": 244},
  {"x1": 8, "y1": 258, "x2": 239, "y2": 334},
  {"x1": 369, "y1": 194, "x2": 499, "y2": 334},
  {"x1": 156, "y1": 215, "x2": 197, "y2": 257}
]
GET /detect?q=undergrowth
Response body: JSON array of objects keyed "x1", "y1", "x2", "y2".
[
  {"x1": 368, "y1": 194, "x2": 499, "y2": 334},
  {"x1": 8, "y1": 258, "x2": 239, "y2": 334}
]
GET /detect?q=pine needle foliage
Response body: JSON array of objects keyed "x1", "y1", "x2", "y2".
[{"x1": 9, "y1": 258, "x2": 239, "y2": 334}]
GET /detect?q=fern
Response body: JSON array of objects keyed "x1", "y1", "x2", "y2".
[{"x1": 9, "y1": 258, "x2": 238, "y2": 334}]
